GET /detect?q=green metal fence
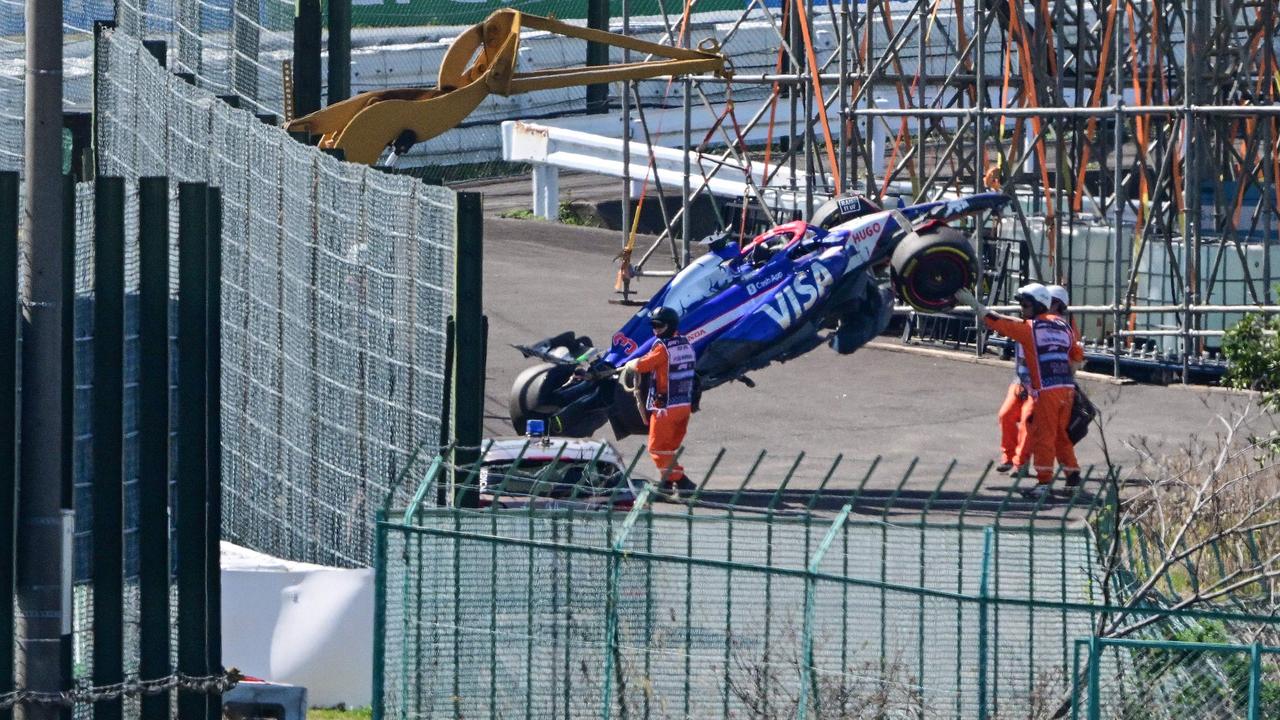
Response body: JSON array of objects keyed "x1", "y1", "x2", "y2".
[
  {"x1": 1072, "y1": 638, "x2": 1280, "y2": 720},
  {"x1": 371, "y1": 444, "x2": 1280, "y2": 719}
]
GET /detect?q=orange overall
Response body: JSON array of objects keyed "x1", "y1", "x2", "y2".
[
  {"x1": 998, "y1": 318, "x2": 1084, "y2": 471},
  {"x1": 997, "y1": 381, "x2": 1033, "y2": 467},
  {"x1": 633, "y1": 334, "x2": 696, "y2": 483},
  {"x1": 985, "y1": 313, "x2": 1080, "y2": 484}
]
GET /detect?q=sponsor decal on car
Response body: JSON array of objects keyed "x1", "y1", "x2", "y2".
[
  {"x1": 612, "y1": 332, "x2": 638, "y2": 354},
  {"x1": 836, "y1": 196, "x2": 862, "y2": 215},
  {"x1": 745, "y1": 271, "x2": 784, "y2": 295},
  {"x1": 846, "y1": 221, "x2": 883, "y2": 244},
  {"x1": 760, "y1": 261, "x2": 836, "y2": 330}
]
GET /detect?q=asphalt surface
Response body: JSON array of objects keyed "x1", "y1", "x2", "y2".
[{"x1": 478, "y1": 202, "x2": 1265, "y2": 509}]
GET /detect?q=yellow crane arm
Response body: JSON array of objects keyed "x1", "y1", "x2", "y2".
[{"x1": 284, "y1": 9, "x2": 728, "y2": 165}]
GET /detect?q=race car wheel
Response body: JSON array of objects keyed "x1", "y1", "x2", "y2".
[
  {"x1": 890, "y1": 226, "x2": 977, "y2": 312},
  {"x1": 508, "y1": 362, "x2": 568, "y2": 434}
]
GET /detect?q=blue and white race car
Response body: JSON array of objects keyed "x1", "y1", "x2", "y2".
[{"x1": 510, "y1": 191, "x2": 1011, "y2": 438}]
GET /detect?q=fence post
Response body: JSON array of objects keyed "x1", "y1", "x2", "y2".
[
  {"x1": 0, "y1": 172, "x2": 17, "y2": 720},
  {"x1": 1247, "y1": 642, "x2": 1262, "y2": 720},
  {"x1": 292, "y1": 0, "x2": 323, "y2": 117},
  {"x1": 1086, "y1": 636, "x2": 1100, "y2": 720},
  {"x1": 585, "y1": 0, "x2": 609, "y2": 113},
  {"x1": 176, "y1": 182, "x2": 211, "y2": 720},
  {"x1": 328, "y1": 0, "x2": 352, "y2": 103},
  {"x1": 798, "y1": 502, "x2": 854, "y2": 720},
  {"x1": 371, "y1": 510, "x2": 388, "y2": 720},
  {"x1": 205, "y1": 186, "x2": 224, "y2": 717},
  {"x1": 600, "y1": 484, "x2": 654, "y2": 719},
  {"x1": 137, "y1": 176, "x2": 171, "y2": 720},
  {"x1": 977, "y1": 526, "x2": 993, "y2": 720},
  {"x1": 1070, "y1": 639, "x2": 1083, "y2": 720},
  {"x1": 452, "y1": 193, "x2": 483, "y2": 508},
  {"x1": 91, "y1": 175, "x2": 125, "y2": 720}
]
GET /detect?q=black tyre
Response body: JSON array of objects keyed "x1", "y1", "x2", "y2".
[
  {"x1": 810, "y1": 193, "x2": 881, "y2": 229},
  {"x1": 508, "y1": 362, "x2": 569, "y2": 434},
  {"x1": 890, "y1": 226, "x2": 977, "y2": 312}
]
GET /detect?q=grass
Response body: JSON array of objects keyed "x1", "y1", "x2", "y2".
[
  {"x1": 498, "y1": 202, "x2": 607, "y2": 228},
  {"x1": 307, "y1": 708, "x2": 372, "y2": 719},
  {"x1": 499, "y1": 207, "x2": 536, "y2": 219}
]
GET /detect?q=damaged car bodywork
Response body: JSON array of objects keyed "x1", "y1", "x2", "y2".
[{"x1": 510, "y1": 192, "x2": 1011, "y2": 438}]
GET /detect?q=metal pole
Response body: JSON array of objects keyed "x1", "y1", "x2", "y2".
[
  {"x1": 803, "y1": 0, "x2": 814, "y2": 217},
  {"x1": 0, "y1": 172, "x2": 18, "y2": 720},
  {"x1": 204, "y1": 188, "x2": 224, "y2": 718},
  {"x1": 1112, "y1": 0, "x2": 1123, "y2": 378},
  {"x1": 1181, "y1": 0, "x2": 1204, "y2": 383},
  {"x1": 136, "y1": 177, "x2": 171, "y2": 720},
  {"x1": 619, "y1": 0, "x2": 632, "y2": 295},
  {"x1": 682, "y1": 78, "x2": 692, "y2": 266},
  {"x1": 976, "y1": 526, "x2": 993, "y2": 719},
  {"x1": 973, "y1": 0, "x2": 986, "y2": 196},
  {"x1": 176, "y1": 182, "x2": 210, "y2": 720},
  {"x1": 1247, "y1": 642, "x2": 1262, "y2": 720},
  {"x1": 586, "y1": 0, "x2": 610, "y2": 114},
  {"x1": 789, "y1": 0, "x2": 800, "y2": 203},
  {"x1": 452, "y1": 193, "x2": 484, "y2": 508},
  {"x1": 370, "y1": 512, "x2": 389, "y2": 720},
  {"x1": 327, "y1": 0, "x2": 352, "y2": 103},
  {"x1": 916, "y1": 0, "x2": 925, "y2": 200},
  {"x1": 91, "y1": 176, "x2": 126, "y2": 720},
  {"x1": 1086, "y1": 636, "x2": 1101, "y2": 719},
  {"x1": 17, "y1": 0, "x2": 66, "y2": 713},
  {"x1": 838, "y1": 0, "x2": 850, "y2": 189},
  {"x1": 293, "y1": 0, "x2": 323, "y2": 118},
  {"x1": 1053, "y1": 0, "x2": 1066, "y2": 282}
]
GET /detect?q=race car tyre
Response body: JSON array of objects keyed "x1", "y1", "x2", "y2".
[
  {"x1": 809, "y1": 193, "x2": 880, "y2": 229},
  {"x1": 890, "y1": 226, "x2": 977, "y2": 312},
  {"x1": 508, "y1": 362, "x2": 569, "y2": 433}
]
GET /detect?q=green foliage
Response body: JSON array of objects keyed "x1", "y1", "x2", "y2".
[
  {"x1": 308, "y1": 707, "x2": 372, "y2": 720},
  {"x1": 499, "y1": 207, "x2": 536, "y2": 220},
  {"x1": 556, "y1": 201, "x2": 604, "y2": 227},
  {"x1": 1222, "y1": 313, "x2": 1280, "y2": 411},
  {"x1": 498, "y1": 202, "x2": 606, "y2": 228},
  {"x1": 1222, "y1": 313, "x2": 1280, "y2": 453}
]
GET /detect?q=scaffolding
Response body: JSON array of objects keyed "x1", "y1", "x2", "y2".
[{"x1": 583, "y1": 0, "x2": 1280, "y2": 379}]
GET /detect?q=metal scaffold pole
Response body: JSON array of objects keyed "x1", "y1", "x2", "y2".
[
  {"x1": 17, "y1": 0, "x2": 66, "y2": 714},
  {"x1": 327, "y1": 0, "x2": 352, "y2": 103}
]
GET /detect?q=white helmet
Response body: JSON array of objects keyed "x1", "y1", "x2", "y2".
[
  {"x1": 1047, "y1": 284, "x2": 1070, "y2": 309},
  {"x1": 1014, "y1": 282, "x2": 1051, "y2": 310}
]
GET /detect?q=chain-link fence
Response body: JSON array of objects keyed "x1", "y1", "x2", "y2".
[
  {"x1": 114, "y1": 0, "x2": 294, "y2": 115},
  {"x1": 0, "y1": 0, "x2": 293, "y2": 174},
  {"x1": 94, "y1": 27, "x2": 456, "y2": 567},
  {"x1": 1075, "y1": 638, "x2": 1280, "y2": 720}
]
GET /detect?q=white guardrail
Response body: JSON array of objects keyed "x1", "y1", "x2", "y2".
[{"x1": 500, "y1": 98, "x2": 902, "y2": 218}]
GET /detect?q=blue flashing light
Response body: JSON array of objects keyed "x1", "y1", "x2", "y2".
[{"x1": 526, "y1": 419, "x2": 547, "y2": 437}]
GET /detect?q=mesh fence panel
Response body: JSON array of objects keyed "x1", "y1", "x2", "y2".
[
  {"x1": 1080, "y1": 641, "x2": 1280, "y2": 720},
  {"x1": 0, "y1": 0, "x2": 23, "y2": 172},
  {"x1": 0, "y1": 0, "x2": 289, "y2": 174},
  {"x1": 95, "y1": 28, "x2": 455, "y2": 567},
  {"x1": 114, "y1": 0, "x2": 294, "y2": 115},
  {"x1": 379, "y1": 508, "x2": 1101, "y2": 718}
]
